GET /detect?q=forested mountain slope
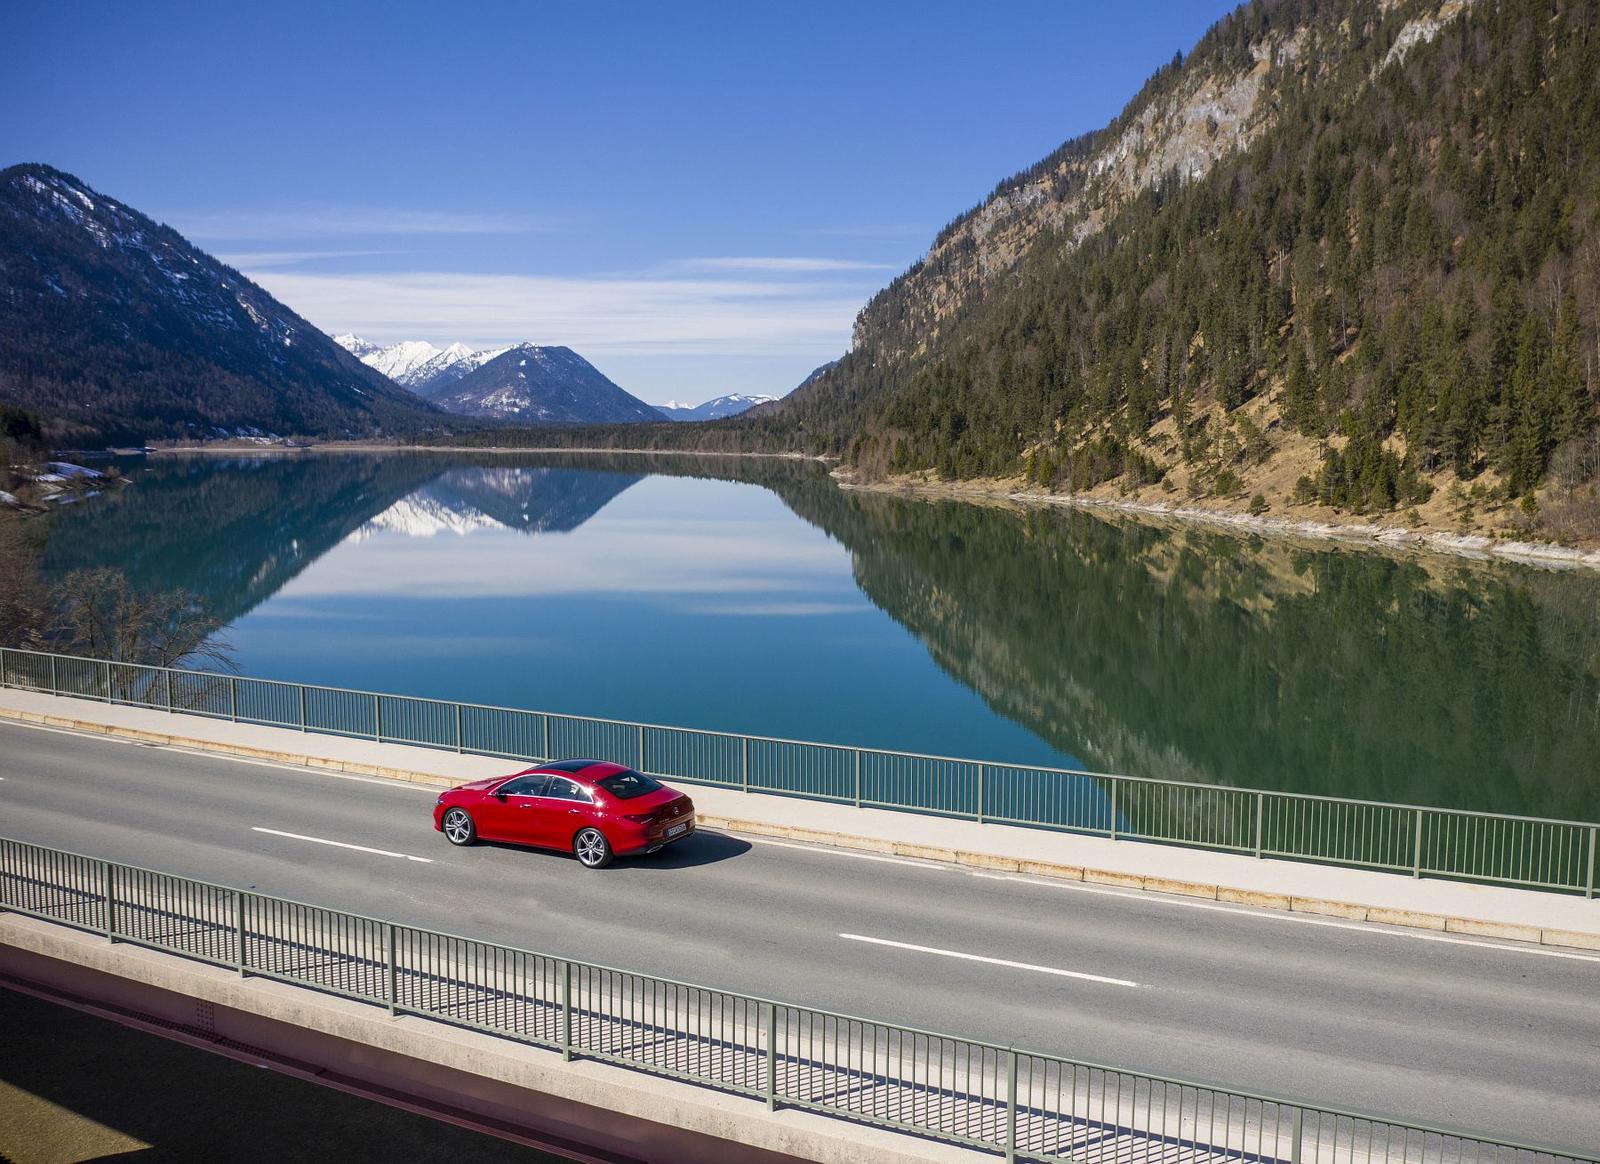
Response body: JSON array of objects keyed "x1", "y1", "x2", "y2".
[
  {"x1": 763, "y1": 0, "x2": 1600, "y2": 541},
  {"x1": 0, "y1": 165, "x2": 448, "y2": 443}
]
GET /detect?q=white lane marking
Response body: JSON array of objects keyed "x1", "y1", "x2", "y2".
[
  {"x1": 968, "y1": 872, "x2": 1600, "y2": 965},
  {"x1": 839, "y1": 933, "x2": 1140, "y2": 987},
  {"x1": 743, "y1": 836, "x2": 948, "y2": 869},
  {"x1": 251, "y1": 826, "x2": 433, "y2": 863}
]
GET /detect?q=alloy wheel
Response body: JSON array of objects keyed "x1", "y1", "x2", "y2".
[
  {"x1": 443, "y1": 809, "x2": 474, "y2": 845},
  {"x1": 574, "y1": 828, "x2": 611, "y2": 868}
]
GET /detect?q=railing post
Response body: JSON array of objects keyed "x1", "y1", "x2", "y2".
[
  {"x1": 542, "y1": 714, "x2": 551, "y2": 761},
  {"x1": 853, "y1": 750, "x2": 861, "y2": 809},
  {"x1": 1586, "y1": 826, "x2": 1597, "y2": 900},
  {"x1": 765, "y1": 1003, "x2": 778, "y2": 1111},
  {"x1": 454, "y1": 702, "x2": 463, "y2": 753},
  {"x1": 1412, "y1": 808, "x2": 1424, "y2": 878},
  {"x1": 164, "y1": 667, "x2": 174, "y2": 713},
  {"x1": 373, "y1": 693, "x2": 381, "y2": 741},
  {"x1": 102, "y1": 860, "x2": 116, "y2": 942},
  {"x1": 49, "y1": 653, "x2": 58, "y2": 694},
  {"x1": 638, "y1": 723, "x2": 646, "y2": 771},
  {"x1": 235, "y1": 891, "x2": 248, "y2": 977},
  {"x1": 229, "y1": 676, "x2": 238, "y2": 722},
  {"x1": 741, "y1": 736, "x2": 749, "y2": 793},
  {"x1": 385, "y1": 922, "x2": 397, "y2": 1015},
  {"x1": 1004, "y1": 1048, "x2": 1017, "y2": 1163},
  {"x1": 561, "y1": 960, "x2": 573, "y2": 1061},
  {"x1": 977, "y1": 763, "x2": 985, "y2": 824},
  {"x1": 103, "y1": 659, "x2": 112, "y2": 703},
  {"x1": 1109, "y1": 781, "x2": 1118, "y2": 841},
  {"x1": 298, "y1": 684, "x2": 308, "y2": 731},
  {"x1": 1290, "y1": 1106, "x2": 1303, "y2": 1164},
  {"x1": 1254, "y1": 793, "x2": 1264, "y2": 859}
]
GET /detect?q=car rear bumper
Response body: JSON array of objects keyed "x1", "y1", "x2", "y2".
[{"x1": 617, "y1": 817, "x2": 696, "y2": 856}]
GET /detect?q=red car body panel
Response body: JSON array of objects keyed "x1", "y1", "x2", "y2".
[{"x1": 432, "y1": 760, "x2": 696, "y2": 858}]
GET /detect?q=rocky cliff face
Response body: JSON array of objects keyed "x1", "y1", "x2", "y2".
[{"x1": 856, "y1": 0, "x2": 1472, "y2": 365}]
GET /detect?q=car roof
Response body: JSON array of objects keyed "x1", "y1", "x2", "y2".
[{"x1": 525, "y1": 758, "x2": 632, "y2": 783}]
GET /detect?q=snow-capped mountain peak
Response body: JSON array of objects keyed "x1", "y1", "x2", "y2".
[
  {"x1": 659, "y1": 392, "x2": 780, "y2": 421},
  {"x1": 333, "y1": 336, "x2": 520, "y2": 396}
]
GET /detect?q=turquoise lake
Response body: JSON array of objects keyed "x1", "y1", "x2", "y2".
[{"x1": 38, "y1": 450, "x2": 1600, "y2": 820}]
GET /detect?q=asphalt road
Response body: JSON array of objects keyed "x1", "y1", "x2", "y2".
[{"x1": 1, "y1": 719, "x2": 1597, "y2": 1150}]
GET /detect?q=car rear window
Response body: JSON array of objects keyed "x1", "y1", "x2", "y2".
[{"x1": 598, "y1": 770, "x2": 662, "y2": 800}]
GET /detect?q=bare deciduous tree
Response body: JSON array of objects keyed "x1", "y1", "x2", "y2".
[{"x1": 49, "y1": 567, "x2": 234, "y2": 671}]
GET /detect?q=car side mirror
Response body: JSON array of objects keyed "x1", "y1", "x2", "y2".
[{"x1": 493, "y1": 790, "x2": 508, "y2": 801}]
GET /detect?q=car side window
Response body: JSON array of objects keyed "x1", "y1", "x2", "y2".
[
  {"x1": 499, "y1": 775, "x2": 548, "y2": 797},
  {"x1": 546, "y1": 777, "x2": 592, "y2": 803}
]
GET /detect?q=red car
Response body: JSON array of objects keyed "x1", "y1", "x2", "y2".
[{"x1": 433, "y1": 759, "x2": 696, "y2": 869}]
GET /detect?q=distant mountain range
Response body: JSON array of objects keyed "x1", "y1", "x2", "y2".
[
  {"x1": 0, "y1": 164, "x2": 445, "y2": 443},
  {"x1": 659, "y1": 393, "x2": 777, "y2": 421},
  {"x1": 336, "y1": 335, "x2": 663, "y2": 423},
  {"x1": 333, "y1": 335, "x2": 507, "y2": 396}
]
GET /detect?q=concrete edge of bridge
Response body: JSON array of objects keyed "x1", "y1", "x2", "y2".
[
  {"x1": 5, "y1": 700, "x2": 1598, "y2": 956},
  {"x1": 0, "y1": 913, "x2": 987, "y2": 1164}
]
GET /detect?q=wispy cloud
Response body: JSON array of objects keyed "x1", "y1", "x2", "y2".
[
  {"x1": 249, "y1": 268, "x2": 865, "y2": 358},
  {"x1": 175, "y1": 206, "x2": 548, "y2": 240},
  {"x1": 216, "y1": 249, "x2": 401, "y2": 269},
  {"x1": 667, "y1": 256, "x2": 895, "y2": 273}
]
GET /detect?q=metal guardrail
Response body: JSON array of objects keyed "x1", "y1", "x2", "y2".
[
  {"x1": 0, "y1": 836, "x2": 1592, "y2": 1164},
  {"x1": 1, "y1": 647, "x2": 1596, "y2": 897}
]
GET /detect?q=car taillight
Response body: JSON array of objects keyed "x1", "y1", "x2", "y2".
[{"x1": 623, "y1": 813, "x2": 654, "y2": 824}]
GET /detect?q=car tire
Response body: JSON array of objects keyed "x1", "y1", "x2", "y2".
[
  {"x1": 573, "y1": 827, "x2": 613, "y2": 869},
  {"x1": 442, "y1": 808, "x2": 476, "y2": 846}
]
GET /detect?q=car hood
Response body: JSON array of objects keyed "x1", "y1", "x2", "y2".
[{"x1": 453, "y1": 776, "x2": 508, "y2": 793}]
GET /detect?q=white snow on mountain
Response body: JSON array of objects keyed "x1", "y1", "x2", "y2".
[
  {"x1": 333, "y1": 334, "x2": 513, "y2": 394},
  {"x1": 659, "y1": 392, "x2": 778, "y2": 421},
  {"x1": 332, "y1": 333, "x2": 382, "y2": 358},
  {"x1": 356, "y1": 495, "x2": 499, "y2": 540}
]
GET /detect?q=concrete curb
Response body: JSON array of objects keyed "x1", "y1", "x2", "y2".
[
  {"x1": 0, "y1": 704, "x2": 456, "y2": 788},
  {"x1": 6, "y1": 704, "x2": 1596, "y2": 955}
]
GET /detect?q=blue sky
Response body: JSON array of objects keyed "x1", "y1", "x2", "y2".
[{"x1": 4, "y1": 1, "x2": 1234, "y2": 404}]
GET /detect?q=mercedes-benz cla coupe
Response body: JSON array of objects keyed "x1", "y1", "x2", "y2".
[{"x1": 433, "y1": 759, "x2": 696, "y2": 869}]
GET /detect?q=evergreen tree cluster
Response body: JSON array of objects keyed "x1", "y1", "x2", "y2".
[{"x1": 771, "y1": 0, "x2": 1600, "y2": 516}]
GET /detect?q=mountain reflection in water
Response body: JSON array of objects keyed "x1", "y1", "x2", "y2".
[{"x1": 39, "y1": 451, "x2": 1600, "y2": 820}]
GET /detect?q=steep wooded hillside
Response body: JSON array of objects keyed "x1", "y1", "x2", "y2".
[{"x1": 765, "y1": 0, "x2": 1600, "y2": 539}]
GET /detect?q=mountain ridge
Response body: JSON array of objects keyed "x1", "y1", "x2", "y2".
[
  {"x1": 756, "y1": 0, "x2": 1600, "y2": 544},
  {"x1": 429, "y1": 343, "x2": 665, "y2": 423},
  {"x1": 0, "y1": 164, "x2": 447, "y2": 442}
]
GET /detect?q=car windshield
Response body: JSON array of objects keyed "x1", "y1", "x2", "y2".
[{"x1": 598, "y1": 770, "x2": 662, "y2": 800}]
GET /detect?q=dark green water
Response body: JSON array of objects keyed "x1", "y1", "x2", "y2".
[{"x1": 38, "y1": 451, "x2": 1600, "y2": 820}]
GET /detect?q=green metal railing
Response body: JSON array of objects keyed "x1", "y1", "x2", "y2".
[
  {"x1": 0, "y1": 835, "x2": 1592, "y2": 1163},
  {"x1": 1, "y1": 647, "x2": 1597, "y2": 896}
]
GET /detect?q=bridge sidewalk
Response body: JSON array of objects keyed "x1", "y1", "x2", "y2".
[{"x1": 2, "y1": 687, "x2": 1596, "y2": 950}]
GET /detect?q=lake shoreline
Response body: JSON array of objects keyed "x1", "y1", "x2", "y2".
[
  {"x1": 839, "y1": 475, "x2": 1600, "y2": 573},
  {"x1": 141, "y1": 442, "x2": 1600, "y2": 571},
  {"x1": 146, "y1": 442, "x2": 830, "y2": 462}
]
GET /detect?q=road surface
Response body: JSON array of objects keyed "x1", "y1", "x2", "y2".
[{"x1": 0, "y1": 719, "x2": 1595, "y2": 1150}]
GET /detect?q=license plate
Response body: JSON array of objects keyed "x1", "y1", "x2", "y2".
[{"x1": 666, "y1": 822, "x2": 687, "y2": 838}]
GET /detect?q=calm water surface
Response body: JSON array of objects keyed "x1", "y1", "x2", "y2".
[{"x1": 40, "y1": 451, "x2": 1600, "y2": 820}]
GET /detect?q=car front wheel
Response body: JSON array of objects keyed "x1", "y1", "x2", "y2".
[
  {"x1": 573, "y1": 827, "x2": 613, "y2": 869},
  {"x1": 442, "y1": 808, "x2": 476, "y2": 846}
]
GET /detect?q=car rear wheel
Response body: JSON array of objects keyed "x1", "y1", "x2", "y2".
[
  {"x1": 574, "y1": 828, "x2": 613, "y2": 869},
  {"x1": 442, "y1": 808, "x2": 476, "y2": 846}
]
